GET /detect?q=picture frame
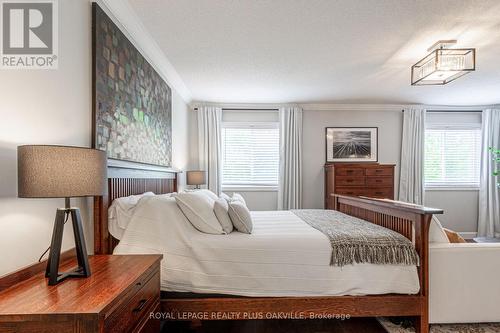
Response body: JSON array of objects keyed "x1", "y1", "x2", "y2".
[{"x1": 325, "y1": 127, "x2": 378, "y2": 162}]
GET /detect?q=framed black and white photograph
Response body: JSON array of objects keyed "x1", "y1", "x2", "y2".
[{"x1": 326, "y1": 127, "x2": 378, "y2": 162}]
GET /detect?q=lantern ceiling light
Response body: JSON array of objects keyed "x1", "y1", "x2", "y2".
[{"x1": 411, "y1": 40, "x2": 475, "y2": 86}]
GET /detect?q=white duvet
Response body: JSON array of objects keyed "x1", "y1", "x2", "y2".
[{"x1": 113, "y1": 195, "x2": 420, "y2": 296}]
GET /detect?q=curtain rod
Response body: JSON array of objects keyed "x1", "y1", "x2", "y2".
[
  {"x1": 193, "y1": 108, "x2": 279, "y2": 111},
  {"x1": 402, "y1": 110, "x2": 483, "y2": 113}
]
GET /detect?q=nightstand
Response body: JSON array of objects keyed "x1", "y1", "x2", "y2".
[{"x1": 0, "y1": 254, "x2": 162, "y2": 333}]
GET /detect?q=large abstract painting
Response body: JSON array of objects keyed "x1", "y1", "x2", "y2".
[
  {"x1": 92, "y1": 3, "x2": 172, "y2": 167},
  {"x1": 326, "y1": 127, "x2": 378, "y2": 162}
]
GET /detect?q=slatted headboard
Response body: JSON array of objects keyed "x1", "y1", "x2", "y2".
[{"x1": 93, "y1": 164, "x2": 178, "y2": 254}]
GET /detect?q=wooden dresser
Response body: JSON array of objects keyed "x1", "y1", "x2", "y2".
[
  {"x1": 325, "y1": 163, "x2": 395, "y2": 209},
  {"x1": 0, "y1": 254, "x2": 162, "y2": 333}
]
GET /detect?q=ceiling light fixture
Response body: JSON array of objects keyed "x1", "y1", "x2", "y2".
[{"x1": 411, "y1": 40, "x2": 475, "y2": 86}]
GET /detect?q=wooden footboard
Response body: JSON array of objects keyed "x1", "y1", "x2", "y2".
[{"x1": 161, "y1": 195, "x2": 443, "y2": 333}]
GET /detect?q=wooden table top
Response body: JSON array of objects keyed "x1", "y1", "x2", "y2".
[{"x1": 0, "y1": 255, "x2": 162, "y2": 316}]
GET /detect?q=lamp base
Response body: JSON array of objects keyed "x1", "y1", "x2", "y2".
[{"x1": 45, "y1": 204, "x2": 91, "y2": 286}]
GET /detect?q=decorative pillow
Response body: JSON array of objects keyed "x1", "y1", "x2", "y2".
[
  {"x1": 196, "y1": 189, "x2": 219, "y2": 201},
  {"x1": 443, "y1": 228, "x2": 467, "y2": 243},
  {"x1": 175, "y1": 192, "x2": 224, "y2": 234},
  {"x1": 213, "y1": 198, "x2": 233, "y2": 233},
  {"x1": 231, "y1": 193, "x2": 247, "y2": 206},
  {"x1": 228, "y1": 201, "x2": 253, "y2": 234},
  {"x1": 220, "y1": 192, "x2": 231, "y2": 201},
  {"x1": 429, "y1": 216, "x2": 450, "y2": 244}
]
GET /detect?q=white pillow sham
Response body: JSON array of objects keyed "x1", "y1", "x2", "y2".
[
  {"x1": 196, "y1": 189, "x2": 219, "y2": 201},
  {"x1": 214, "y1": 198, "x2": 234, "y2": 233},
  {"x1": 175, "y1": 192, "x2": 224, "y2": 234},
  {"x1": 429, "y1": 216, "x2": 450, "y2": 244},
  {"x1": 108, "y1": 192, "x2": 155, "y2": 239},
  {"x1": 231, "y1": 193, "x2": 247, "y2": 206}
]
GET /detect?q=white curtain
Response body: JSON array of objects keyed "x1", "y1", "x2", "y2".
[
  {"x1": 278, "y1": 106, "x2": 303, "y2": 210},
  {"x1": 399, "y1": 107, "x2": 426, "y2": 205},
  {"x1": 197, "y1": 106, "x2": 222, "y2": 195},
  {"x1": 478, "y1": 109, "x2": 500, "y2": 237}
]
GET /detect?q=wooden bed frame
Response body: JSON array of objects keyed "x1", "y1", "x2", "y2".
[{"x1": 94, "y1": 166, "x2": 443, "y2": 333}]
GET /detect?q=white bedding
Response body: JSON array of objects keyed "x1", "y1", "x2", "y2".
[{"x1": 113, "y1": 195, "x2": 420, "y2": 296}]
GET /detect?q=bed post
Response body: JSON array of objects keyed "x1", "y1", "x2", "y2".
[
  {"x1": 93, "y1": 194, "x2": 111, "y2": 255},
  {"x1": 414, "y1": 213, "x2": 431, "y2": 333},
  {"x1": 331, "y1": 195, "x2": 440, "y2": 333}
]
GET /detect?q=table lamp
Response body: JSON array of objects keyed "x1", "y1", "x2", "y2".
[
  {"x1": 186, "y1": 170, "x2": 206, "y2": 189},
  {"x1": 17, "y1": 145, "x2": 107, "y2": 285}
]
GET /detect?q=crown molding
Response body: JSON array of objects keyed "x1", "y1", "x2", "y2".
[
  {"x1": 190, "y1": 102, "x2": 288, "y2": 110},
  {"x1": 300, "y1": 103, "x2": 494, "y2": 112},
  {"x1": 300, "y1": 104, "x2": 405, "y2": 111},
  {"x1": 96, "y1": 0, "x2": 192, "y2": 103}
]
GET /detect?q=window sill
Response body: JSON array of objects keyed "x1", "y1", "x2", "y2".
[
  {"x1": 425, "y1": 186, "x2": 480, "y2": 192},
  {"x1": 222, "y1": 185, "x2": 278, "y2": 192}
]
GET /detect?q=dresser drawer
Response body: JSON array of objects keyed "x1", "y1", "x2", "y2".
[
  {"x1": 336, "y1": 176, "x2": 365, "y2": 186},
  {"x1": 105, "y1": 270, "x2": 160, "y2": 333},
  {"x1": 335, "y1": 168, "x2": 364, "y2": 177},
  {"x1": 366, "y1": 177, "x2": 393, "y2": 186},
  {"x1": 364, "y1": 187, "x2": 393, "y2": 198},
  {"x1": 366, "y1": 167, "x2": 393, "y2": 176},
  {"x1": 335, "y1": 187, "x2": 365, "y2": 196}
]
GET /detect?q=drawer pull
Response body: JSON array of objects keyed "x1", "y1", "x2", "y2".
[
  {"x1": 346, "y1": 170, "x2": 354, "y2": 173},
  {"x1": 346, "y1": 179, "x2": 354, "y2": 183},
  {"x1": 133, "y1": 299, "x2": 148, "y2": 313},
  {"x1": 376, "y1": 179, "x2": 382, "y2": 183},
  {"x1": 376, "y1": 192, "x2": 384, "y2": 195}
]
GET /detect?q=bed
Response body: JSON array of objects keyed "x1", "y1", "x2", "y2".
[{"x1": 93, "y1": 167, "x2": 442, "y2": 333}]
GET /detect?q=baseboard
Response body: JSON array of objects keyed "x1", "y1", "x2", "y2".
[{"x1": 459, "y1": 232, "x2": 477, "y2": 239}]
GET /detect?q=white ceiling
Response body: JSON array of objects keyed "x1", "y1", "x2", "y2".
[{"x1": 129, "y1": 0, "x2": 500, "y2": 105}]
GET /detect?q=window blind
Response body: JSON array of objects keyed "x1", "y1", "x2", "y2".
[
  {"x1": 424, "y1": 127, "x2": 482, "y2": 187},
  {"x1": 222, "y1": 123, "x2": 279, "y2": 186}
]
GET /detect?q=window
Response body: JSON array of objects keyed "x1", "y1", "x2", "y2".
[
  {"x1": 222, "y1": 122, "x2": 279, "y2": 188},
  {"x1": 424, "y1": 112, "x2": 482, "y2": 188}
]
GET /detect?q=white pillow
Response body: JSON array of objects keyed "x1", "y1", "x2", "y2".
[
  {"x1": 228, "y1": 201, "x2": 253, "y2": 234},
  {"x1": 108, "y1": 192, "x2": 155, "y2": 239},
  {"x1": 214, "y1": 198, "x2": 233, "y2": 233},
  {"x1": 429, "y1": 216, "x2": 450, "y2": 244},
  {"x1": 231, "y1": 193, "x2": 247, "y2": 206},
  {"x1": 196, "y1": 189, "x2": 219, "y2": 201},
  {"x1": 220, "y1": 192, "x2": 231, "y2": 201},
  {"x1": 175, "y1": 192, "x2": 224, "y2": 234}
]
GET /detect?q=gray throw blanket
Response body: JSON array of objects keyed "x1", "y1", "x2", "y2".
[{"x1": 292, "y1": 209, "x2": 419, "y2": 267}]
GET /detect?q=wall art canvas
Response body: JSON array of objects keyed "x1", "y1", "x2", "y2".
[
  {"x1": 326, "y1": 127, "x2": 378, "y2": 162},
  {"x1": 92, "y1": 3, "x2": 172, "y2": 167}
]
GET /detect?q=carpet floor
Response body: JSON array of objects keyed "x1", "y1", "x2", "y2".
[{"x1": 378, "y1": 318, "x2": 500, "y2": 333}]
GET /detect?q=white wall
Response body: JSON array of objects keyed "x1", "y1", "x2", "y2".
[
  {"x1": 425, "y1": 190, "x2": 479, "y2": 234},
  {"x1": 302, "y1": 108, "x2": 404, "y2": 209},
  {"x1": 0, "y1": 0, "x2": 190, "y2": 276}
]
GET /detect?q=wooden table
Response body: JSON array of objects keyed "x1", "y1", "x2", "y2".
[{"x1": 0, "y1": 254, "x2": 162, "y2": 333}]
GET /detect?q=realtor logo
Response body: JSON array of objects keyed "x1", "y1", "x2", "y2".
[{"x1": 1, "y1": 0, "x2": 58, "y2": 69}]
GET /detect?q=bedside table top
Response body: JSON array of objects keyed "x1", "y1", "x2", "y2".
[
  {"x1": 473, "y1": 237, "x2": 500, "y2": 243},
  {"x1": 0, "y1": 255, "x2": 162, "y2": 316}
]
